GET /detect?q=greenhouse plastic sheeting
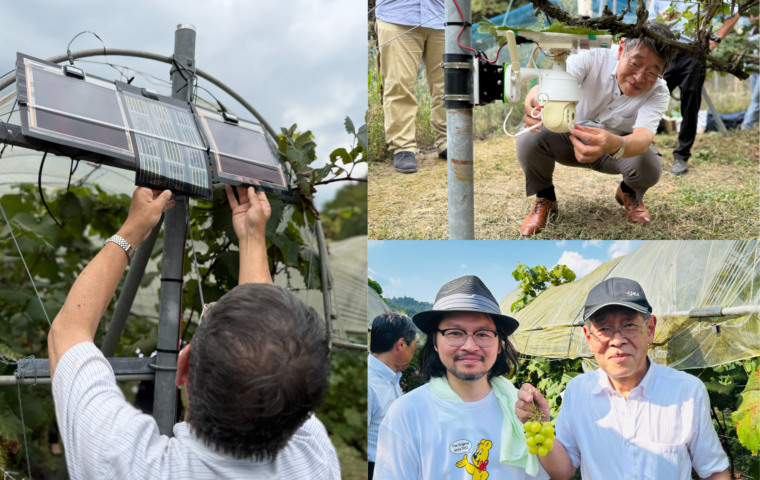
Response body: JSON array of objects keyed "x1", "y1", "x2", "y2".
[
  {"x1": 368, "y1": 286, "x2": 390, "y2": 331},
  {"x1": 502, "y1": 241, "x2": 760, "y2": 370}
]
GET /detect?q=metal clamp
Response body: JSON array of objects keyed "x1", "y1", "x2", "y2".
[
  {"x1": 441, "y1": 62, "x2": 472, "y2": 69},
  {"x1": 441, "y1": 94, "x2": 472, "y2": 102}
]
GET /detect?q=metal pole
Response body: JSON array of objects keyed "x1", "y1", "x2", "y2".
[
  {"x1": 101, "y1": 219, "x2": 163, "y2": 357},
  {"x1": 152, "y1": 24, "x2": 194, "y2": 436},
  {"x1": 445, "y1": 0, "x2": 475, "y2": 240},
  {"x1": 0, "y1": 374, "x2": 154, "y2": 386},
  {"x1": 315, "y1": 220, "x2": 333, "y2": 349},
  {"x1": 702, "y1": 87, "x2": 728, "y2": 137}
]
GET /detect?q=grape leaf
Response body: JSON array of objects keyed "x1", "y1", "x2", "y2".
[{"x1": 732, "y1": 365, "x2": 760, "y2": 454}]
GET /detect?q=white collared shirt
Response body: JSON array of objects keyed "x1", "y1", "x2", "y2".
[
  {"x1": 566, "y1": 46, "x2": 671, "y2": 135},
  {"x1": 368, "y1": 353, "x2": 404, "y2": 462},
  {"x1": 53, "y1": 342, "x2": 341, "y2": 479},
  {"x1": 555, "y1": 358, "x2": 728, "y2": 480}
]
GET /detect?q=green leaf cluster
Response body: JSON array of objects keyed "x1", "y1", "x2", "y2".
[{"x1": 510, "y1": 263, "x2": 576, "y2": 313}]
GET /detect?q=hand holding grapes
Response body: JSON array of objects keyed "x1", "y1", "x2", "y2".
[{"x1": 516, "y1": 383, "x2": 554, "y2": 456}]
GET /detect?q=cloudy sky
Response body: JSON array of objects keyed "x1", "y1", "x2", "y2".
[
  {"x1": 368, "y1": 240, "x2": 644, "y2": 302},
  {"x1": 0, "y1": 0, "x2": 365, "y2": 207}
]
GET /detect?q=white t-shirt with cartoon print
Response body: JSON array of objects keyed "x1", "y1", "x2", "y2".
[{"x1": 374, "y1": 384, "x2": 550, "y2": 480}]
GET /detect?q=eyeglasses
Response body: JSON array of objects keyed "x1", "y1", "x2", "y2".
[
  {"x1": 438, "y1": 328, "x2": 498, "y2": 348},
  {"x1": 625, "y1": 53, "x2": 663, "y2": 81},
  {"x1": 588, "y1": 318, "x2": 649, "y2": 343}
]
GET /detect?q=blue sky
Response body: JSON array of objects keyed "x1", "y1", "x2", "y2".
[{"x1": 368, "y1": 240, "x2": 644, "y2": 303}]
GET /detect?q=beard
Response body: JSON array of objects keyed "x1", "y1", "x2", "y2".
[{"x1": 445, "y1": 353, "x2": 488, "y2": 381}]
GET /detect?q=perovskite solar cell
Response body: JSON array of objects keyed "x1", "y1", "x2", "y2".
[
  {"x1": 118, "y1": 84, "x2": 212, "y2": 201},
  {"x1": 15, "y1": 53, "x2": 136, "y2": 166},
  {"x1": 194, "y1": 105, "x2": 290, "y2": 194}
]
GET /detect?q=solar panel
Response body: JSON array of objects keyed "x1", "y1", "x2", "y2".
[
  {"x1": 117, "y1": 82, "x2": 212, "y2": 200},
  {"x1": 194, "y1": 105, "x2": 291, "y2": 195},
  {"x1": 15, "y1": 53, "x2": 136, "y2": 166}
]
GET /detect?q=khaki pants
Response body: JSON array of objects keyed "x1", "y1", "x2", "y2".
[
  {"x1": 516, "y1": 128, "x2": 663, "y2": 201},
  {"x1": 377, "y1": 19, "x2": 447, "y2": 155}
]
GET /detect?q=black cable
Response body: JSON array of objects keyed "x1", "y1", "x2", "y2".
[
  {"x1": 193, "y1": 84, "x2": 225, "y2": 112},
  {"x1": 0, "y1": 68, "x2": 14, "y2": 81},
  {"x1": 66, "y1": 157, "x2": 80, "y2": 193},
  {"x1": 66, "y1": 31, "x2": 126, "y2": 81},
  {"x1": 0, "y1": 98, "x2": 19, "y2": 157},
  {"x1": 37, "y1": 148, "x2": 63, "y2": 229}
]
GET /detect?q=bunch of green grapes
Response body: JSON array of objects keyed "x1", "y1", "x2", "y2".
[{"x1": 523, "y1": 420, "x2": 555, "y2": 457}]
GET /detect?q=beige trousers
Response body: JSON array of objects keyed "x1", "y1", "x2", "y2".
[{"x1": 377, "y1": 19, "x2": 447, "y2": 155}]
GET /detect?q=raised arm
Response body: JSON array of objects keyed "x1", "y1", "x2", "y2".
[
  {"x1": 48, "y1": 188, "x2": 175, "y2": 378},
  {"x1": 225, "y1": 184, "x2": 272, "y2": 285}
]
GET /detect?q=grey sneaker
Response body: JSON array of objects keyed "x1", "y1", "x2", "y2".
[
  {"x1": 394, "y1": 151, "x2": 417, "y2": 173},
  {"x1": 671, "y1": 158, "x2": 688, "y2": 175}
]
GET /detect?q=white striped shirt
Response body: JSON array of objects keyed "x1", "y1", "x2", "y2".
[
  {"x1": 554, "y1": 359, "x2": 729, "y2": 480},
  {"x1": 53, "y1": 342, "x2": 341, "y2": 480},
  {"x1": 368, "y1": 354, "x2": 403, "y2": 462},
  {"x1": 567, "y1": 46, "x2": 670, "y2": 135}
]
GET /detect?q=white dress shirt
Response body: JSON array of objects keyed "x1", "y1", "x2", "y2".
[
  {"x1": 368, "y1": 353, "x2": 403, "y2": 462},
  {"x1": 53, "y1": 342, "x2": 341, "y2": 480},
  {"x1": 567, "y1": 46, "x2": 671, "y2": 135},
  {"x1": 555, "y1": 358, "x2": 728, "y2": 480},
  {"x1": 376, "y1": 0, "x2": 445, "y2": 30}
]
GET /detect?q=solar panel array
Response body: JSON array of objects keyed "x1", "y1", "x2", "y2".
[
  {"x1": 15, "y1": 53, "x2": 292, "y2": 201},
  {"x1": 196, "y1": 106, "x2": 290, "y2": 193},
  {"x1": 121, "y1": 90, "x2": 212, "y2": 200}
]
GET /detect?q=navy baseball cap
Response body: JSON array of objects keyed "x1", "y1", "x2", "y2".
[{"x1": 583, "y1": 277, "x2": 652, "y2": 321}]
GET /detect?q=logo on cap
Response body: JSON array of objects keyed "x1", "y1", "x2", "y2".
[{"x1": 626, "y1": 291, "x2": 640, "y2": 297}]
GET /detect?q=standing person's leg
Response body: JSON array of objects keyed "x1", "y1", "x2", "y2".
[
  {"x1": 672, "y1": 56, "x2": 706, "y2": 174},
  {"x1": 741, "y1": 73, "x2": 759, "y2": 130},
  {"x1": 422, "y1": 26, "x2": 447, "y2": 158},
  {"x1": 377, "y1": 19, "x2": 426, "y2": 173}
]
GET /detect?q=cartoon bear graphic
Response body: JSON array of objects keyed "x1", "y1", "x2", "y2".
[{"x1": 455, "y1": 439, "x2": 492, "y2": 480}]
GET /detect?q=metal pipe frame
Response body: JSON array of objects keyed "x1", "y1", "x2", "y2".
[{"x1": 0, "y1": 48, "x2": 277, "y2": 139}]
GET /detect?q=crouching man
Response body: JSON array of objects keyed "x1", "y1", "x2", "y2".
[
  {"x1": 48, "y1": 185, "x2": 340, "y2": 479},
  {"x1": 515, "y1": 277, "x2": 729, "y2": 480}
]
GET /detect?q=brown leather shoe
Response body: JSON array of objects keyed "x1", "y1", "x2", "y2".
[
  {"x1": 521, "y1": 197, "x2": 558, "y2": 237},
  {"x1": 615, "y1": 185, "x2": 651, "y2": 224}
]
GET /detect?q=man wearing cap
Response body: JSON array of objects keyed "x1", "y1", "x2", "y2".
[
  {"x1": 515, "y1": 277, "x2": 730, "y2": 480},
  {"x1": 374, "y1": 275, "x2": 550, "y2": 480}
]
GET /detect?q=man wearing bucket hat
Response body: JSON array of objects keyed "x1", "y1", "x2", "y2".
[
  {"x1": 515, "y1": 277, "x2": 730, "y2": 480},
  {"x1": 374, "y1": 275, "x2": 549, "y2": 480}
]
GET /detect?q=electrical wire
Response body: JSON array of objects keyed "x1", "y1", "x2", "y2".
[
  {"x1": 37, "y1": 148, "x2": 63, "y2": 229},
  {"x1": 503, "y1": 53, "x2": 547, "y2": 137},
  {"x1": 66, "y1": 31, "x2": 127, "y2": 82},
  {"x1": 186, "y1": 202, "x2": 205, "y2": 308}
]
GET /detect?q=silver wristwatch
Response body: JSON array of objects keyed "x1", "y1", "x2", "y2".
[
  {"x1": 105, "y1": 234, "x2": 133, "y2": 265},
  {"x1": 611, "y1": 136, "x2": 626, "y2": 160}
]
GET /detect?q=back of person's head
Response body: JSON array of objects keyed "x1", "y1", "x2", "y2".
[
  {"x1": 370, "y1": 311, "x2": 417, "y2": 353},
  {"x1": 187, "y1": 283, "x2": 330, "y2": 461},
  {"x1": 624, "y1": 21, "x2": 678, "y2": 68}
]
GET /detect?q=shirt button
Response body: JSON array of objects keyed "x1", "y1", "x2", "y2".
[
  {"x1": 626, "y1": 442, "x2": 630, "y2": 447},
  {"x1": 627, "y1": 476, "x2": 632, "y2": 480}
]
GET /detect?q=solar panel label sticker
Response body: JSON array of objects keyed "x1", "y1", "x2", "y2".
[
  {"x1": 22, "y1": 57, "x2": 134, "y2": 159},
  {"x1": 123, "y1": 92, "x2": 212, "y2": 200},
  {"x1": 196, "y1": 108, "x2": 288, "y2": 190}
]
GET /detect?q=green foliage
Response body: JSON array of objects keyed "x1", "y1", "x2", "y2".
[
  {"x1": 317, "y1": 347, "x2": 368, "y2": 459},
  {"x1": 510, "y1": 263, "x2": 576, "y2": 313},
  {"x1": 384, "y1": 297, "x2": 433, "y2": 317},
  {"x1": 732, "y1": 361, "x2": 760, "y2": 454},
  {"x1": 320, "y1": 183, "x2": 367, "y2": 241},
  {"x1": 509, "y1": 357, "x2": 584, "y2": 420},
  {"x1": 368, "y1": 278, "x2": 384, "y2": 297}
]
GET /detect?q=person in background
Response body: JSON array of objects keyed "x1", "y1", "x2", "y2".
[
  {"x1": 375, "y1": 0, "x2": 447, "y2": 174},
  {"x1": 741, "y1": 15, "x2": 759, "y2": 130},
  {"x1": 368, "y1": 311, "x2": 419, "y2": 479},
  {"x1": 649, "y1": 1, "x2": 740, "y2": 174}
]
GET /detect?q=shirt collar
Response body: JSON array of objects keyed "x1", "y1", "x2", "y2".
[
  {"x1": 369, "y1": 353, "x2": 402, "y2": 384},
  {"x1": 590, "y1": 355, "x2": 655, "y2": 398}
]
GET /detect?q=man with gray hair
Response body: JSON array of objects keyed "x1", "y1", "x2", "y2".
[
  {"x1": 516, "y1": 22, "x2": 678, "y2": 237},
  {"x1": 515, "y1": 277, "x2": 729, "y2": 480},
  {"x1": 368, "y1": 311, "x2": 419, "y2": 479}
]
